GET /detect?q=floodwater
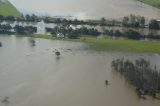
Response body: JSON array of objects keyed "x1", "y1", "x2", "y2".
[
  {"x1": 0, "y1": 35, "x2": 160, "y2": 106},
  {"x1": 10, "y1": 0, "x2": 160, "y2": 19}
]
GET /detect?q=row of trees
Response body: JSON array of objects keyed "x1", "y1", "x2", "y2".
[
  {"x1": 149, "y1": 19, "x2": 160, "y2": 29},
  {"x1": 104, "y1": 29, "x2": 160, "y2": 40},
  {"x1": 104, "y1": 29, "x2": 142, "y2": 40},
  {"x1": 111, "y1": 58, "x2": 160, "y2": 98},
  {"x1": 0, "y1": 24, "x2": 12, "y2": 34},
  {"x1": 14, "y1": 25, "x2": 37, "y2": 35},
  {"x1": 0, "y1": 41, "x2": 2, "y2": 47},
  {"x1": 0, "y1": 14, "x2": 160, "y2": 29},
  {"x1": 46, "y1": 26, "x2": 101, "y2": 39},
  {"x1": 122, "y1": 15, "x2": 145, "y2": 28},
  {"x1": 0, "y1": 14, "x2": 40, "y2": 22},
  {"x1": 0, "y1": 24, "x2": 37, "y2": 35}
]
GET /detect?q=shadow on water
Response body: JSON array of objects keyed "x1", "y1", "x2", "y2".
[
  {"x1": 55, "y1": 56, "x2": 61, "y2": 61},
  {"x1": 1, "y1": 96, "x2": 10, "y2": 106}
]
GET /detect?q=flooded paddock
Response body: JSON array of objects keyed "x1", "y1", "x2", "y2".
[{"x1": 0, "y1": 35, "x2": 160, "y2": 106}]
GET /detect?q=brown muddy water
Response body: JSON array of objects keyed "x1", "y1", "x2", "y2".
[
  {"x1": 0, "y1": 35, "x2": 160, "y2": 106},
  {"x1": 11, "y1": 0, "x2": 160, "y2": 19}
]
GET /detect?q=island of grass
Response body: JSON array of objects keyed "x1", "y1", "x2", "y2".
[
  {"x1": 31, "y1": 34, "x2": 160, "y2": 54},
  {"x1": 138, "y1": 0, "x2": 160, "y2": 9},
  {"x1": 0, "y1": 0, "x2": 21, "y2": 17}
]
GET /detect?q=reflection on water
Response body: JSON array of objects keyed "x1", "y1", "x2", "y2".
[{"x1": 0, "y1": 35, "x2": 160, "y2": 106}]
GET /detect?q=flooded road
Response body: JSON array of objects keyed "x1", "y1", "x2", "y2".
[
  {"x1": 0, "y1": 35, "x2": 160, "y2": 106},
  {"x1": 10, "y1": 0, "x2": 160, "y2": 19}
]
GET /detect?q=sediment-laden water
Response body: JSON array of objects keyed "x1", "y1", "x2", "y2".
[
  {"x1": 0, "y1": 35, "x2": 160, "y2": 106},
  {"x1": 10, "y1": 0, "x2": 160, "y2": 19}
]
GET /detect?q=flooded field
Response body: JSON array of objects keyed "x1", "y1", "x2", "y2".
[
  {"x1": 10, "y1": 0, "x2": 160, "y2": 19},
  {"x1": 0, "y1": 35, "x2": 160, "y2": 106}
]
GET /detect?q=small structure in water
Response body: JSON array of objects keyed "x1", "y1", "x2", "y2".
[
  {"x1": 29, "y1": 38, "x2": 36, "y2": 46},
  {"x1": 30, "y1": 39, "x2": 35, "y2": 43},
  {"x1": 105, "y1": 80, "x2": 109, "y2": 85},
  {"x1": 0, "y1": 41, "x2": 2, "y2": 47},
  {"x1": 55, "y1": 50, "x2": 61, "y2": 57}
]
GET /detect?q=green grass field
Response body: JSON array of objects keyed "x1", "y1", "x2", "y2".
[
  {"x1": 31, "y1": 34, "x2": 56, "y2": 39},
  {"x1": 138, "y1": 0, "x2": 160, "y2": 9},
  {"x1": 82, "y1": 37, "x2": 160, "y2": 53},
  {"x1": 31, "y1": 34, "x2": 160, "y2": 53},
  {"x1": 0, "y1": 1, "x2": 21, "y2": 17}
]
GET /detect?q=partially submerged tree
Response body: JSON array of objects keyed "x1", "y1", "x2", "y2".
[
  {"x1": 0, "y1": 41, "x2": 2, "y2": 47},
  {"x1": 111, "y1": 58, "x2": 160, "y2": 98}
]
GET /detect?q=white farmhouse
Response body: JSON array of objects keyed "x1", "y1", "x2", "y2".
[{"x1": 36, "y1": 20, "x2": 46, "y2": 34}]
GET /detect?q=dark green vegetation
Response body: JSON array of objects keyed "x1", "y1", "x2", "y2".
[
  {"x1": 0, "y1": 24, "x2": 12, "y2": 34},
  {"x1": 104, "y1": 28, "x2": 160, "y2": 40},
  {"x1": 0, "y1": 24, "x2": 37, "y2": 35},
  {"x1": 14, "y1": 25, "x2": 37, "y2": 35},
  {"x1": 149, "y1": 19, "x2": 160, "y2": 29},
  {"x1": 47, "y1": 26, "x2": 101, "y2": 39},
  {"x1": 138, "y1": 0, "x2": 160, "y2": 9},
  {"x1": 111, "y1": 58, "x2": 160, "y2": 98},
  {"x1": 122, "y1": 15, "x2": 145, "y2": 28},
  {"x1": 0, "y1": 41, "x2": 2, "y2": 47},
  {"x1": 0, "y1": 0, "x2": 21, "y2": 17}
]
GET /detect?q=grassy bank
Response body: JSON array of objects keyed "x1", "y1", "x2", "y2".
[
  {"x1": 138, "y1": 0, "x2": 160, "y2": 9},
  {"x1": 0, "y1": 1, "x2": 21, "y2": 17},
  {"x1": 31, "y1": 34, "x2": 80, "y2": 41},
  {"x1": 31, "y1": 34, "x2": 160, "y2": 53},
  {"x1": 82, "y1": 37, "x2": 160, "y2": 53},
  {"x1": 31, "y1": 34, "x2": 56, "y2": 39}
]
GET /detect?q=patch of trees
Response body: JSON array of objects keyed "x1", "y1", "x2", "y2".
[
  {"x1": 0, "y1": 14, "x2": 40, "y2": 22},
  {"x1": 0, "y1": 15, "x2": 16, "y2": 21},
  {"x1": 104, "y1": 29, "x2": 143, "y2": 40},
  {"x1": 146, "y1": 33, "x2": 160, "y2": 39},
  {"x1": 76, "y1": 27, "x2": 101, "y2": 36},
  {"x1": 0, "y1": 41, "x2": 2, "y2": 47},
  {"x1": 122, "y1": 14, "x2": 145, "y2": 28},
  {"x1": 14, "y1": 25, "x2": 37, "y2": 35},
  {"x1": 124, "y1": 29, "x2": 142, "y2": 40},
  {"x1": 49, "y1": 26, "x2": 101, "y2": 38},
  {"x1": 24, "y1": 14, "x2": 40, "y2": 22},
  {"x1": 149, "y1": 19, "x2": 160, "y2": 30},
  {"x1": 0, "y1": 24, "x2": 12, "y2": 34},
  {"x1": 111, "y1": 58, "x2": 160, "y2": 99}
]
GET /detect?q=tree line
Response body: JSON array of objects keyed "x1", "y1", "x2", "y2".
[
  {"x1": 111, "y1": 58, "x2": 160, "y2": 99},
  {"x1": 0, "y1": 24, "x2": 37, "y2": 35},
  {"x1": 1, "y1": 22, "x2": 159, "y2": 40},
  {"x1": 46, "y1": 26, "x2": 101, "y2": 39},
  {"x1": 0, "y1": 14, "x2": 160, "y2": 30},
  {"x1": 104, "y1": 29, "x2": 160, "y2": 40}
]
